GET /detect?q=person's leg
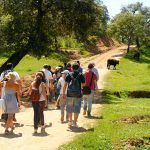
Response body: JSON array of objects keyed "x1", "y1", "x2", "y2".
[
  {"x1": 60, "y1": 104, "x2": 65, "y2": 123},
  {"x1": 39, "y1": 101, "x2": 45, "y2": 126},
  {"x1": 56, "y1": 95, "x2": 60, "y2": 109},
  {"x1": 39, "y1": 101, "x2": 46, "y2": 132},
  {"x1": 74, "y1": 113, "x2": 79, "y2": 125},
  {"x1": 87, "y1": 91, "x2": 94, "y2": 116},
  {"x1": 66, "y1": 97, "x2": 73, "y2": 127},
  {"x1": 73, "y1": 98, "x2": 81, "y2": 126},
  {"x1": 5, "y1": 113, "x2": 13, "y2": 133},
  {"x1": 83, "y1": 95, "x2": 88, "y2": 115},
  {"x1": 32, "y1": 102, "x2": 39, "y2": 132}
]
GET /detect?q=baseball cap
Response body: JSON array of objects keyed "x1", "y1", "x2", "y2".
[{"x1": 61, "y1": 70, "x2": 70, "y2": 75}]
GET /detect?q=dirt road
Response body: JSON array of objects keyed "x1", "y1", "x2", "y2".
[{"x1": 0, "y1": 46, "x2": 126, "y2": 150}]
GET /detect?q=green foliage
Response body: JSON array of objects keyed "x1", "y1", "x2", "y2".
[
  {"x1": 58, "y1": 37, "x2": 83, "y2": 49},
  {"x1": 108, "y1": 2, "x2": 150, "y2": 50},
  {"x1": 0, "y1": 0, "x2": 109, "y2": 56},
  {"x1": 105, "y1": 47, "x2": 150, "y2": 92}
]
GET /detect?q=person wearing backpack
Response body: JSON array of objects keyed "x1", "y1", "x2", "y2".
[
  {"x1": 63, "y1": 63, "x2": 85, "y2": 128},
  {"x1": 29, "y1": 72, "x2": 47, "y2": 133},
  {"x1": 82, "y1": 63, "x2": 97, "y2": 117}
]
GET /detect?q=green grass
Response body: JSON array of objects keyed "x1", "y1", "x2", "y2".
[
  {"x1": 0, "y1": 52, "x2": 66, "y2": 77},
  {"x1": 59, "y1": 47, "x2": 150, "y2": 150},
  {"x1": 60, "y1": 97, "x2": 150, "y2": 150},
  {"x1": 105, "y1": 47, "x2": 150, "y2": 92}
]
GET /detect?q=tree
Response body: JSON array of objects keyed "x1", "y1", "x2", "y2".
[
  {"x1": 121, "y1": 2, "x2": 150, "y2": 48},
  {"x1": 0, "y1": 0, "x2": 108, "y2": 73},
  {"x1": 108, "y1": 2, "x2": 149, "y2": 52}
]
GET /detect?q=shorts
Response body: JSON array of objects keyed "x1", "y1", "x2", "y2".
[{"x1": 66, "y1": 97, "x2": 81, "y2": 113}]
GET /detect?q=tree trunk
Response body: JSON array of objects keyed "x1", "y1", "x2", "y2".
[
  {"x1": 127, "y1": 38, "x2": 131, "y2": 53},
  {"x1": 0, "y1": 50, "x2": 28, "y2": 74},
  {"x1": 136, "y1": 37, "x2": 140, "y2": 50}
]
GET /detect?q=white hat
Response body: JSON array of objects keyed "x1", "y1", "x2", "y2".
[{"x1": 61, "y1": 70, "x2": 69, "y2": 75}]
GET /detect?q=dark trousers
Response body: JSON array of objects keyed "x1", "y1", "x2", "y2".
[{"x1": 32, "y1": 101, "x2": 45, "y2": 130}]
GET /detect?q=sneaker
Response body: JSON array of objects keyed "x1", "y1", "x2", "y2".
[{"x1": 72, "y1": 121, "x2": 78, "y2": 128}]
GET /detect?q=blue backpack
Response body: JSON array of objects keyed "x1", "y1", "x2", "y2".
[{"x1": 67, "y1": 73, "x2": 81, "y2": 98}]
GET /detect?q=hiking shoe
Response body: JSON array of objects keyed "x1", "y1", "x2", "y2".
[{"x1": 72, "y1": 122, "x2": 78, "y2": 128}]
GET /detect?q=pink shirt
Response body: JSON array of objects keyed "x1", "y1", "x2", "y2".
[{"x1": 85, "y1": 71, "x2": 97, "y2": 90}]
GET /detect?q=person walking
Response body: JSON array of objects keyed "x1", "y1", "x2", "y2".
[
  {"x1": 0, "y1": 63, "x2": 21, "y2": 122},
  {"x1": 83, "y1": 63, "x2": 97, "y2": 117},
  {"x1": 42, "y1": 64, "x2": 52, "y2": 108},
  {"x1": 29, "y1": 72, "x2": 47, "y2": 133},
  {"x1": 63, "y1": 63, "x2": 85, "y2": 128},
  {"x1": 0, "y1": 72, "x2": 21, "y2": 134},
  {"x1": 57, "y1": 70, "x2": 69, "y2": 123}
]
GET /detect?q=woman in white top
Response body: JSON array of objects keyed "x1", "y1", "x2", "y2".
[
  {"x1": 29, "y1": 72, "x2": 47, "y2": 133},
  {"x1": 57, "y1": 70, "x2": 69, "y2": 123}
]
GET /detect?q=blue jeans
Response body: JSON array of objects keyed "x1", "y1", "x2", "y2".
[
  {"x1": 83, "y1": 90, "x2": 94, "y2": 114},
  {"x1": 66, "y1": 97, "x2": 81, "y2": 113}
]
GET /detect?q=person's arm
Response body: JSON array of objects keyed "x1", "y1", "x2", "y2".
[
  {"x1": 16, "y1": 84, "x2": 21, "y2": 107},
  {"x1": 94, "y1": 80, "x2": 98, "y2": 90},
  {"x1": 63, "y1": 82, "x2": 68, "y2": 99},
  {"x1": 28, "y1": 84, "x2": 32, "y2": 96},
  {"x1": 45, "y1": 83, "x2": 49, "y2": 96}
]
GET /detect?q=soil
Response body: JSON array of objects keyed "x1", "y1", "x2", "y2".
[
  {"x1": 0, "y1": 46, "x2": 127, "y2": 150},
  {"x1": 114, "y1": 115, "x2": 150, "y2": 124},
  {"x1": 120, "y1": 137, "x2": 150, "y2": 149}
]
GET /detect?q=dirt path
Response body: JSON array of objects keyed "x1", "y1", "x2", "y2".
[{"x1": 0, "y1": 46, "x2": 127, "y2": 150}]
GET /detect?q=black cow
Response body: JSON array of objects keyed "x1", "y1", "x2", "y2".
[{"x1": 107, "y1": 59, "x2": 119, "y2": 69}]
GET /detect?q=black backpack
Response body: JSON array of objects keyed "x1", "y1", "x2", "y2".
[{"x1": 67, "y1": 73, "x2": 81, "y2": 98}]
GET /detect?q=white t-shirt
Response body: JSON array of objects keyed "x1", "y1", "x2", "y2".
[
  {"x1": 58, "y1": 77, "x2": 67, "y2": 95},
  {"x1": 39, "y1": 82, "x2": 46, "y2": 101},
  {"x1": 42, "y1": 68, "x2": 52, "y2": 86},
  {"x1": 92, "y1": 67, "x2": 99, "y2": 81}
]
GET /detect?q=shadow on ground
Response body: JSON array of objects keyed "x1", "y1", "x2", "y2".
[
  {"x1": 0, "y1": 133, "x2": 22, "y2": 138},
  {"x1": 67, "y1": 126, "x2": 95, "y2": 133}
]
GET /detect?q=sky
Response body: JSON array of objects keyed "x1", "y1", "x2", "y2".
[{"x1": 102, "y1": 0, "x2": 150, "y2": 18}]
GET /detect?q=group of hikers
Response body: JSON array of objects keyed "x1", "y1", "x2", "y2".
[{"x1": 0, "y1": 61, "x2": 99, "y2": 134}]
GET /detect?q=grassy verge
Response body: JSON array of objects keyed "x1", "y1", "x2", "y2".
[
  {"x1": 59, "y1": 47, "x2": 150, "y2": 150},
  {"x1": 0, "y1": 52, "x2": 65, "y2": 77}
]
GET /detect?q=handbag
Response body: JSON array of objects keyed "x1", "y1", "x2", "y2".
[
  {"x1": 0, "y1": 99, "x2": 6, "y2": 115},
  {"x1": 82, "y1": 72, "x2": 94, "y2": 95},
  {"x1": 30, "y1": 89, "x2": 40, "y2": 102}
]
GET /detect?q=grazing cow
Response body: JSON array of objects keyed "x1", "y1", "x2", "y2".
[{"x1": 107, "y1": 59, "x2": 119, "y2": 69}]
